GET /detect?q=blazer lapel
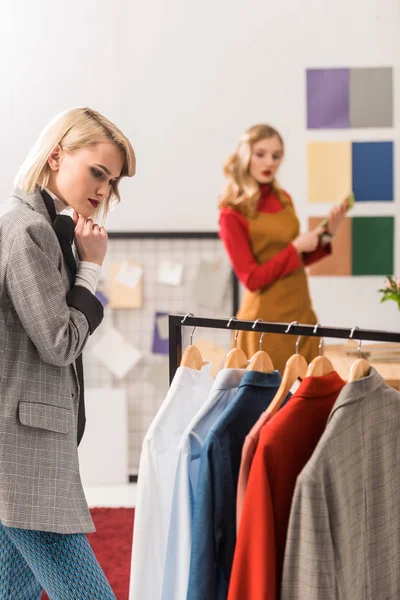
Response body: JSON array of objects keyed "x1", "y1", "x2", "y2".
[{"x1": 9, "y1": 187, "x2": 77, "y2": 285}]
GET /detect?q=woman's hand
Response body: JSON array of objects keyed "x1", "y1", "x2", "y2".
[
  {"x1": 72, "y1": 212, "x2": 108, "y2": 266},
  {"x1": 292, "y1": 227, "x2": 325, "y2": 254},
  {"x1": 327, "y1": 196, "x2": 349, "y2": 236}
]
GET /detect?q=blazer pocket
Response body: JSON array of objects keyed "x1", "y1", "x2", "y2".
[{"x1": 18, "y1": 402, "x2": 71, "y2": 434}]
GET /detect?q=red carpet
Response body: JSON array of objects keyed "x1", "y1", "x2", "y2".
[{"x1": 42, "y1": 507, "x2": 135, "y2": 600}]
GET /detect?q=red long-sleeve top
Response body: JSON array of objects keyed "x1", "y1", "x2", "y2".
[{"x1": 218, "y1": 186, "x2": 331, "y2": 292}]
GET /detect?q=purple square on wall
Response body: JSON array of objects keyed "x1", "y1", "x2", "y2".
[
  {"x1": 152, "y1": 311, "x2": 169, "y2": 355},
  {"x1": 307, "y1": 68, "x2": 350, "y2": 129}
]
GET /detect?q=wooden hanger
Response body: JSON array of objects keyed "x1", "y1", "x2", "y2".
[
  {"x1": 267, "y1": 332, "x2": 308, "y2": 417},
  {"x1": 224, "y1": 348, "x2": 248, "y2": 369},
  {"x1": 224, "y1": 317, "x2": 248, "y2": 368},
  {"x1": 348, "y1": 328, "x2": 370, "y2": 382},
  {"x1": 181, "y1": 345, "x2": 203, "y2": 370},
  {"x1": 247, "y1": 351, "x2": 274, "y2": 373},
  {"x1": 246, "y1": 319, "x2": 274, "y2": 373},
  {"x1": 180, "y1": 314, "x2": 203, "y2": 371},
  {"x1": 306, "y1": 323, "x2": 335, "y2": 377},
  {"x1": 348, "y1": 358, "x2": 370, "y2": 382}
]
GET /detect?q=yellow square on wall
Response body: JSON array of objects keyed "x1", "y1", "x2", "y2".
[{"x1": 307, "y1": 141, "x2": 352, "y2": 204}]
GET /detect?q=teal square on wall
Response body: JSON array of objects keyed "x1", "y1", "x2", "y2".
[{"x1": 352, "y1": 217, "x2": 394, "y2": 276}]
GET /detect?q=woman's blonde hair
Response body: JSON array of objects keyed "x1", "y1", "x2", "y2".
[
  {"x1": 219, "y1": 124, "x2": 284, "y2": 218},
  {"x1": 15, "y1": 107, "x2": 136, "y2": 222}
]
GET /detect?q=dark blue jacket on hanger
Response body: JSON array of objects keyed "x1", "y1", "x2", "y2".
[{"x1": 186, "y1": 370, "x2": 282, "y2": 600}]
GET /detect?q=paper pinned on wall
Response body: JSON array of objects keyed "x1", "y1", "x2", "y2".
[
  {"x1": 146, "y1": 362, "x2": 170, "y2": 393},
  {"x1": 90, "y1": 327, "x2": 143, "y2": 379},
  {"x1": 158, "y1": 260, "x2": 184, "y2": 286},
  {"x1": 152, "y1": 311, "x2": 169, "y2": 355},
  {"x1": 109, "y1": 261, "x2": 143, "y2": 309},
  {"x1": 192, "y1": 258, "x2": 231, "y2": 309},
  {"x1": 115, "y1": 260, "x2": 143, "y2": 289},
  {"x1": 78, "y1": 388, "x2": 128, "y2": 486}
]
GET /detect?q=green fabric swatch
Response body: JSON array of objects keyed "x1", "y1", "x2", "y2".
[{"x1": 352, "y1": 216, "x2": 394, "y2": 275}]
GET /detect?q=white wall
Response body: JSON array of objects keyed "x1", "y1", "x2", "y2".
[{"x1": 1, "y1": 0, "x2": 399, "y2": 330}]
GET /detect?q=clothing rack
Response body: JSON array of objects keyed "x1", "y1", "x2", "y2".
[{"x1": 168, "y1": 314, "x2": 400, "y2": 383}]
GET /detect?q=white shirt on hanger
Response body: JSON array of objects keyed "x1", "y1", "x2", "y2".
[
  {"x1": 161, "y1": 368, "x2": 246, "y2": 600},
  {"x1": 129, "y1": 362, "x2": 213, "y2": 600}
]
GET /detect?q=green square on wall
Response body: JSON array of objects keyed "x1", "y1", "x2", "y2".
[{"x1": 352, "y1": 217, "x2": 394, "y2": 276}]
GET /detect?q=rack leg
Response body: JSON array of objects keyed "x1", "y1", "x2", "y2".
[{"x1": 169, "y1": 316, "x2": 182, "y2": 384}]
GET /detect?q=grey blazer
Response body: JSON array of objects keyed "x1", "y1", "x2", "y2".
[
  {"x1": 281, "y1": 367, "x2": 400, "y2": 600},
  {"x1": 0, "y1": 188, "x2": 103, "y2": 534}
]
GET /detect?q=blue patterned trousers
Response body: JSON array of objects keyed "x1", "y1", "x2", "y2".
[{"x1": 0, "y1": 521, "x2": 116, "y2": 599}]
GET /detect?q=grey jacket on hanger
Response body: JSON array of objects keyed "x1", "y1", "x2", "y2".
[
  {"x1": 282, "y1": 367, "x2": 400, "y2": 600},
  {"x1": 0, "y1": 188, "x2": 103, "y2": 534}
]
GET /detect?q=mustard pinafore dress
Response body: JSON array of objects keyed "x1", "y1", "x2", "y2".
[{"x1": 236, "y1": 193, "x2": 319, "y2": 373}]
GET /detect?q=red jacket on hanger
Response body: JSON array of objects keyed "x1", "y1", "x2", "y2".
[{"x1": 228, "y1": 372, "x2": 345, "y2": 600}]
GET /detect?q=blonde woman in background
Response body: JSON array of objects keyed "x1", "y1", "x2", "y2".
[
  {"x1": 219, "y1": 124, "x2": 347, "y2": 372},
  {"x1": 0, "y1": 107, "x2": 135, "y2": 599}
]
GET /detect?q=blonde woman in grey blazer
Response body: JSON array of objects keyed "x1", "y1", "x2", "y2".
[{"x1": 0, "y1": 107, "x2": 136, "y2": 599}]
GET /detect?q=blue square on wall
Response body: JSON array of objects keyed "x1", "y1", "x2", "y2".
[{"x1": 352, "y1": 141, "x2": 394, "y2": 202}]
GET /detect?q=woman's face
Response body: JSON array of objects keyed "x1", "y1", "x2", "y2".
[
  {"x1": 249, "y1": 136, "x2": 284, "y2": 185},
  {"x1": 47, "y1": 142, "x2": 124, "y2": 218}
]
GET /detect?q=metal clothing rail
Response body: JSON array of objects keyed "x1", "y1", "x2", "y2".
[{"x1": 168, "y1": 314, "x2": 400, "y2": 383}]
